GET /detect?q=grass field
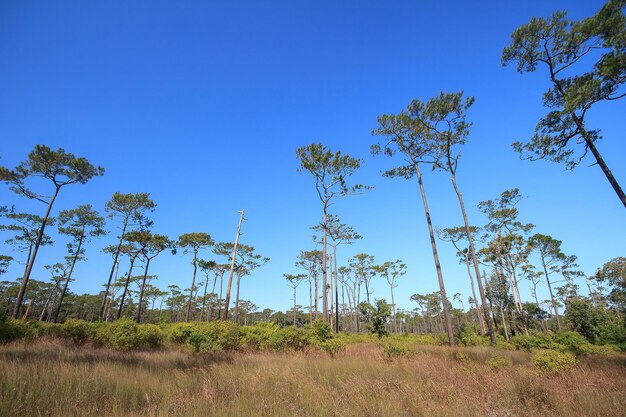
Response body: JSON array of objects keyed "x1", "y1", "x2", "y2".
[{"x1": 1, "y1": 339, "x2": 625, "y2": 417}]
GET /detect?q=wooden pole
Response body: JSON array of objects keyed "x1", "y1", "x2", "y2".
[{"x1": 222, "y1": 209, "x2": 245, "y2": 321}]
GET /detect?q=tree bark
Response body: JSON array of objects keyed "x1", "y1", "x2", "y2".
[
  {"x1": 53, "y1": 232, "x2": 84, "y2": 323},
  {"x1": 13, "y1": 186, "x2": 60, "y2": 318},
  {"x1": 222, "y1": 209, "x2": 244, "y2": 321},
  {"x1": 135, "y1": 258, "x2": 152, "y2": 323},
  {"x1": 451, "y1": 175, "x2": 495, "y2": 345},
  {"x1": 185, "y1": 251, "x2": 198, "y2": 322},
  {"x1": 415, "y1": 164, "x2": 455, "y2": 347},
  {"x1": 100, "y1": 221, "x2": 128, "y2": 320},
  {"x1": 540, "y1": 254, "x2": 562, "y2": 329},
  {"x1": 117, "y1": 255, "x2": 136, "y2": 320}
]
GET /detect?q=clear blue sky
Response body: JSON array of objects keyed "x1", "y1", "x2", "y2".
[{"x1": 1, "y1": 0, "x2": 624, "y2": 313}]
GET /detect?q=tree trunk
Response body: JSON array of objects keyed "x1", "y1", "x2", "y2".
[
  {"x1": 541, "y1": 254, "x2": 562, "y2": 329},
  {"x1": 233, "y1": 272, "x2": 241, "y2": 324},
  {"x1": 222, "y1": 209, "x2": 244, "y2": 321},
  {"x1": 308, "y1": 274, "x2": 313, "y2": 323},
  {"x1": 322, "y1": 208, "x2": 328, "y2": 321},
  {"x1": 185, "y1": 252, "x2": 198, "y2": 322},
  {"x1": 293, "y1": 286, "x2": 297, "y2": 327},
  {"x1": 451, "y1": 174, "x2": 495, "y2": 345},
  {"x1": 13, "y1": 186, "x2": 60, "y2": 318},
  {"x1": 415, "y1": 164, "x2": 455, "y2": 347},
  {"x1": 333, "y1": 246, "x2": 339, "y2": 333},
  {"x1": 135, "y1": 258, "x2": 152, "y2": 323},
  {"x1": 117, "y1": 255, "x2": 136, "y2": 320},
  {"x1": 100, "y1": 221, "x2": 128, "y2": 320},
  {"x1": 53, "y1": 232, "x2": 84, "y2": 323}
]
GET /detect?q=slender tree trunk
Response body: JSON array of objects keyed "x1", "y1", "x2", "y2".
[
  {"x1": 341, "y1": 280, "x2": 346, "y2": 332},
  {"x1": 222, "y1": 209, "x2": 244, "y2": 321},
  {"x1": 500, "y1": 306, "x2": 509, "y2": 341},
  {"x1": 39, "y1": 280, "x2": 60, "y2": 321},
  {"x1": 308, "y1": 274, "x2": 313, "y2": 323},
  {"x1": 207, "y1": 272, "x2": 219, "y2": 321},
  {"x1": 233, "y1": 272, "x2": 241, "y2": 324},
  {"x1": 117, "y1": 256, "x2": 136, "y2": 320},
  {"x1": 322, "y1": 208, "x2": 328, "y2": 321},
  {"x1": 293, "y1": 286, "x2": 297, "y2": 327},
  {"x1": 100, "y1": 221, "x2": 128, "y2": 320},
  {"x1": 314, "y1": 267, "x2": 319, "y2": 319},
  {"x1": 218, "y1": 271, "x2": 224, "y2": 319},
  {"x1": 13, "y1": 186, "x2": 60, "y2": 318},
  {"x1": 135, "y1": 258, "x2": 152, "y2": 323},
  {"x1": 464, "y1": 252, "x2": 485, "y2": 333},
  {"x1": 415, "y1": 164, "x2": 455, "y2": 347},
  {"x1": 333, "y1": 246, "x2": 339, "y2": 333},
  {"x1": 201, "y1": 274, "x2": 210, "y2": 320},
  {"x1": 532, "y1": 283, "x2": 547, "y2": 333},
  {"x1": 329, "y1": 248, "x2": 334, "y2": 329},
  {"x1": 451, "y1": 174, "x2": 495, "y2": 345},
  {"x1": 540, "y1": 254, "x2": 562, "y2": 329},
  {"x1": 185, "y1": 253, "x2": 198, "y2": 322},
  {"x1": 53, "y1": 232, "x2": 85, "y2": 323},
  {"x1": 390, "y1": 284, "x2": 397, "y2": 333}
]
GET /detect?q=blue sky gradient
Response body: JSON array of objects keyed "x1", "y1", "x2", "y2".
[{"x1": 1, "y1": 0, "x2": 624, "y2": 313}]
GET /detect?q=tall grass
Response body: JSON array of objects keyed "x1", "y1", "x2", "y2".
[{"x1": 1, "y1": 341, "x2": 624, "y2": 417}]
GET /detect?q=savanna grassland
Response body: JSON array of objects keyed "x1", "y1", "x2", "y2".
[{"x1": 1, "y1": 319, "x2": 625, "y2": 417}]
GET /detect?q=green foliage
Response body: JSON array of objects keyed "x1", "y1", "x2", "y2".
[
  {"x1": 183, "y1": 321, "x2": 243, "y2": 353},
  {"x1": 531, "y1": 350, "x2": 578, "y2": 373},
  {"x1": 306, "y1": 319, "x2": 331, "y2": 342},
  {"x1": 565, "y1": 298, "x2": 625, "y2": 345},
  {"x1": 241, "y1": 322, "x2": 280, "y2": 351},
  {"x1": 138, "y1": 324, "x2": 164, "y2": 349},
  {"x1": 486, "y1": 354, "x2": 513, "y2": 369},
  {"x1": 455, "y1": 323, "x2": 483, "y2": 347},
  {"x1": 369, "y1": 299, "x2": 391, "y2": 338},
  {"x1": 319, "y1": 339, "x2": 346, "y2": 357},
  {"x1": 98, "y1": 319, "x2": 142, "y2": 351},
  {"x1": 270, "y1": 326, "x2": 313, "y2": 351},
  {"x1": 60, "y1": 319, "x2": 95, "y2": 345}
]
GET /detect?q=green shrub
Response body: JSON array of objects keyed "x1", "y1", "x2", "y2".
[
  {"x1": 510, "y1": 333, "x2": 561, "y2": 352},
  {"x1": 270, "y1": 326, "x2": 313, "y2": 351},
  {"x1": 531, "y1": 350, "x2": 578, "y2": 373},
  {"x1": 99, "y1": 319, "x2": 141, "y2": 351},
  {"x1": 319, "y1": 338, "x2": 346, "y2": 357},
  {"x1": 241, "y1": 322, "x2": 280, "y2": 351},
  {"x1": 306, "y1": 319, "x2": 331, "y2": 342},
  {"x1": 486, "y1": 354, "x2": 513, "y2": 369},
  {"x1": 60, "y1": 319, "x2": 94, "y2": 345},
  {"x1": 166, "y1": 322, "x2": 195, "y2": 344},
  {"x1": 455, "y1": 323, "x2": 482, "y2": 347},
  {"x1": 454, "y1": 351, "x2": 472, "y2": 363},
  {"x1": 381, "y1": 340, "x2": 416, "y2": 361},
  {"x1": 138, "y1": 324, "x2": 164, "y2": 349},
  {"x1": 185, "y1": 321, "x2": 243, "y2": 353}
]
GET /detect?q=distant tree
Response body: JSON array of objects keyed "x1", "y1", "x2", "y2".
[
  {"x1": 100, "y1": 192, "x2": 156, "y2": 319},
  {"x1": 296, "y1": 143, "x2": 369, "y2": 321},
  {"x1": 369, "y1": 299, "x2": 392, "y2": 338},
  {"x1": 593, "y1": 257, "x2": 626, "y2": 314},
  {"x1": 126, "y1": 230, "x2": 174, "y2": 323},
  {"x1": 502, "y1": 1, "x2": 626, "y2": 207},
  {"x1": 437, "y1": 226, "x2": 485, "y2": 333},
  {"x1": 373, "y1": 105, "x2": 456, "y2": 346},
  {"x1": 376, "y1": 260, "x2": 406, "y2": 333},
  {"x1": 296, "y1": 249, "x2": 323, "y2": 321},
  {"x1": 349, "y1": 253, "x2": 376, "y2": 332},
  {"x1": 0, "y1": 210, "x2": 55, "y2": 278},
  {"x1": 116, "y1": 242, "x2": 143, "y2": 320},
  {"x1": 178, "y1": 232, "x2": 214, "y2": 322},
  {"x1": 312, "y1": 214, "x2": 362, "y2": 331},
  {"x1": 52, "y1": 205, "x2": 106, "y2": 322},
  {"x1": 0, "y1": 145, "x2": 104, "y2": 318},
  {"x1": 284, "y1": 273, "x2": 307, "y2": 327},
  {"x1": 527, "y1": 233, "x2": 576, "y2": 329},
  {"x1": 0, "y1": 255, "x2": 12, "y2": 276}
]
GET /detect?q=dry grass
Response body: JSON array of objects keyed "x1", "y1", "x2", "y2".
[{"x1": 0, "y1": 340, "x2": 625, "y2": 417}]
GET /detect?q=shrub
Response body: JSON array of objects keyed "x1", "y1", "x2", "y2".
[
  {"x1": 241, "y1": 322, "x2": 280, "y2": 351},
  {"x1": 166, "y1": 322, "x2": 195, "y2": 344},
  {"x1": 60, "y1": 319, "x2": 94, "y2": 345},
  {"x1": 455, "y1": 323, "x2": 482, "y2": 347},
  {"x1": 454, "y1": 351, "x2": 472, "y2": 363},
  {"x1": 381, "y1": 340, "x2": 415, "y2": 361},
  {"x1": 138, "y1": 324, "x2": 164, "y2": 349},
  {"x1": 306, "y1": 319, "x2": 331, "y2": 342},
  {"x1": 185, "y1": 321, "x2": 243, "y2": 353},
  {"x1": 270, "y1": 326, "x2": 313, "y2": 351},
  {"x1": 531, "y1": 350, "x2": 578, "y2": 373},
  {"x1": 319, "y1": 338, "x2": 346, "y2": 357},
  {"x1": 486, "y1": 354, "x2": 513, "y2": 369},
  {"x1": 99, "y1": 319, "x2": 141, "y2": 351}
]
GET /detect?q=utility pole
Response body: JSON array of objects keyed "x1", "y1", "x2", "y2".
[{"x1": 221, "y1": 209, "x2": 245, "y2": 321}]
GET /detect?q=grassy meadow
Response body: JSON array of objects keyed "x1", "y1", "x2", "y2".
[{"x1": 1, "y1": 336, "x2": 625, "y2": 417}]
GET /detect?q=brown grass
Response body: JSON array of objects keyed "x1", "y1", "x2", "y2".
[{"x1": 0, "y1": 341, "x2": 624, "y2": 417}]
